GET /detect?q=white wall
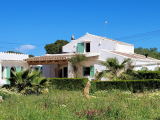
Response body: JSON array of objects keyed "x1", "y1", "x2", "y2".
[
  {"x1": 63, "y1": 34, "x2": 134, "y2": 54},
  {"x1": 117, "y1": 43, "x2": 134, "y2": 53},
  {"x1": 42, "y1": 65, "x2": 56, "y2": 78},
  {"x1": 0, "y1": 61, "x2": 29, "y2": 86},
  {"x1": 0, "y1": 52, "x2": 28, "y2": 60},
  {"x1": 63, "y1": 34, "x2": 118, "y2": 53},
  {"x1": 0, "y1": 52, "x2": 29, "y2": 86},
  {"x1": 99, "y1": 49, "x2": 129, "y2": 63}
]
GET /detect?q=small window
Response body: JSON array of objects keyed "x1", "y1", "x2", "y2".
[
  {"x1": 86, "y1": 43, "x2": 90, "y2": 52},
  {"x1": 84, "y1": 67, "x2": 90, "y2": 76}
]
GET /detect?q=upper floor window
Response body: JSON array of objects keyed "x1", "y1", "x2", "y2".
[{"x1": 86, "y1": 43, "x2": 90, "y2": 52}]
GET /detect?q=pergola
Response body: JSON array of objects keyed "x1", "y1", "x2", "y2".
[
  {"x1": 24, "y1": 53, "x2": 99, "y2": 78},
  {"x1": 24, "y1": 55, "x2": 73, "y2": 65}
]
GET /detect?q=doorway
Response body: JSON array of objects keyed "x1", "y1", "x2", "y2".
[{"x1": 11, "y1": 67, "x2": 16, "y2": 77}]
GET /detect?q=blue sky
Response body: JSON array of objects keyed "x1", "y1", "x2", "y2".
[{"x1": 0, "y1": 0, "x2": 160, "y2": 56}]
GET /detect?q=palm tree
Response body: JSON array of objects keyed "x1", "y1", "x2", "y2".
[
  {"x1": 97, "y1": 57, "x2": 130, "y2": 80},
  {"x1": 30, "y1": 77, "x2": 49, "y2": 95},
  {"x1": 8, "y1": 69, "x2": 35, "y2": 92}
]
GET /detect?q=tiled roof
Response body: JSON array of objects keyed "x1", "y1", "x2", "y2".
[
  {"x1": 111, "y1": 51, "x2": 159, "y2": 61},
  {"x1": 88, "y1": 33, "x2": 134, "y2": 46},
  {"x1": 24, "y1": 53, "x2": 100, "y2": 61}
]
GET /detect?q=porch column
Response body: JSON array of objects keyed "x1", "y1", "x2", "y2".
[
  {"x1": 4, "y1": 67, "x2": 7, "y2": 79},
  {"x1": 68, "y1": 62, "x2": 74, "y2": 78}
]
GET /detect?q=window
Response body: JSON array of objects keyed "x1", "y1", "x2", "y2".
[
  {"x1": 83, "y1": 66, "x2": 94, "y2": 76},
  {"x1": 83, "y1": 67, "x2": 90, "y2": 76},
  {"x1": 86, "y1": 43, "x2": 90, "y2": 52}
]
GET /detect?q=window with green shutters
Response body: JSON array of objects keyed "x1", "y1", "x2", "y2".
[
  {"x1": 77, "y1": 43, "x2": 84, "y2": 53},
  {"x1": 6, "y1": 67, "x2": 10, "y2": 84},
  {"x1": 83, "y1": 66, "x2": 94, "y2": 76},
  {"x1": 16, "y1": 67, "x2": 21, "y2": 72},
  {"x1": 90, "y1": 66, "x2": 94, "y2": 76}
]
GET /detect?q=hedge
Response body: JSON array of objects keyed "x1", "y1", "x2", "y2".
[
  {"x1": 49, "y1": 78, "x2": 88, "y2": 91},
  {"x1": 136, "y1": 71, "x2": 160, "y2": 79},
  {"x1": 90, "y1": 80, "x2": 160, "y2": 93}
]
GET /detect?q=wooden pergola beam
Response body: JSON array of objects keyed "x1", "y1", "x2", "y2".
[{"x1": 28, "y1": 60, "x2": 68, "y2": 65}]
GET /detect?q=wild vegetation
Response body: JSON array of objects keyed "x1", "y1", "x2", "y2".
[{"x1": 1, "y1": 88, "x2": 160, "y2": 119}]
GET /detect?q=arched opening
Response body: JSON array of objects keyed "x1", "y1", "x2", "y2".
[{"x1": 11, "y1": 67, "x2": 16, "y2": 77}]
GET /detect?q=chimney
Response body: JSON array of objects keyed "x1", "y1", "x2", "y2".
[
  {"x1": 145, "y1": 54, "x2": 148, "y2": 58},
  {"x1": 71, "y1": 35, "x2": 75, "y2": 40}
]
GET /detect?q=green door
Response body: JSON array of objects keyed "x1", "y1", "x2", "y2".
[
  {"x1": 77, "y1": 43, "x2": 84, "y2": 53},
  {"x1": 16, "y1": 67, "x2": 21, "y2": 72},
  {"x1": 90, "y1": 66, "x2": 94, "y2": 76},
  {"x1": 6, "y1": 67, "x2": 10, "y2": 84}
]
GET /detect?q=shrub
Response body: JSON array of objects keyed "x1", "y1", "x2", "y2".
[
  {"x1": 136, "y1": 71, "x2": 160, "y2": 79},
  {"x1": 90, "y1": 80, "x2": 160, "y2": 93},
  {"x1": 49, "y1": 78, "x2": 88, "y2": 91}
]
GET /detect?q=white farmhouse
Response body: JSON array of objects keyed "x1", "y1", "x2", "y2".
[
  {"x1": 24, "y1": 33, "x2": 160, "y2": 81},
  {"x1": 0, "y1": 52, "x2": 29, "y2": 86}
]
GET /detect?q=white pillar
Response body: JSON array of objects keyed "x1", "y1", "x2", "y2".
[
  {"x1": 4, "y1": 67, "x2": 7, "y2": 79},
  {"x1": 68, "y1": 62, "x2": 74, "y2": 78}
]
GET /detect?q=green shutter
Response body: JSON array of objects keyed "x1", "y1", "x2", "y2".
[
  {"x1": 90, "y1": 66, "x2": 94, "y2": 76},
  {"x1": 16, "y1": 67, "x2": 21, "y2": 72},
  {"x1": 38, "y1": 67, "x2": 42, "y2": 71},
  {"x1": 6, "y1": 67, "x2": 10, "y2": 84},
  {"x1": 141, "y1": 68, "x2": 143, "y2": 71},
  {"x1": 77, "y1": 43, "x2": 84, "y2": 53}
]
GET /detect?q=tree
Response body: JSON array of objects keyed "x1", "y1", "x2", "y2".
[
  {"x1": 5, "y1": 51, "x2": 22, "y2": 54},
  {"x1": 69, "y1": 54, "x2": 88, "y2": 78},
  {"x1": 44, "y1": 40, "x2": 69, "y2": 54},
  {"x1": 7, "y1": 69, "x2": 36, "y2": 92},
  {"x1": 29, "y1": 54, "x2": 34, "y2": 57},
  {"x1": 97, "y1": 57, "x2": 130, "y2": 80},
  {"x1": 6, "y1": 69, "x2": 49, "y2": 95},
  {"x1": 134, "y1": 47, "x2": 160, "y2": 60}
]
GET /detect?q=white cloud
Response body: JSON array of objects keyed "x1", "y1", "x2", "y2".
[{"x1": 17, "y1": 44, "x2": 36, "y2": 53}]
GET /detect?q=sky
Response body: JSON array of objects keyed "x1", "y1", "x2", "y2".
[{"x1": 0, "y1": 0, "x2": 160, "y2": 56}]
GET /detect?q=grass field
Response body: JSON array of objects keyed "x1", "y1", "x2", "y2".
[{"x1": 1, "y1": 88, "x2": 160, "y2": 120}]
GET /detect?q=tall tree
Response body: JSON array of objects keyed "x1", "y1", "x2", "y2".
[
  {"x1": 134, "y1": 47, "x2": 160, "y2": 60},
  {"x1": 44, "y1": 40, "x2": 69, "y2": 54}
]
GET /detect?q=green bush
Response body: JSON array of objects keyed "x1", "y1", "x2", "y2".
[
  {"x1": 90, "y1": 80, "x2": 160, "y2": 93},
  {"x1": 136, "y1": 71, "x2": 160, "y2": 79},
  {"x1": 49, "y1": 78, "x2": 88, "y2": 91}
]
